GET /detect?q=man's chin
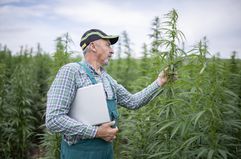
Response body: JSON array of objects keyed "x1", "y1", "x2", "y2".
[
  {"x1": 104, "y1": 62, "x2": 109, "y2": 66},
  {"x1": 104, "y1": 59, "x2": 110, "y2": 65}
]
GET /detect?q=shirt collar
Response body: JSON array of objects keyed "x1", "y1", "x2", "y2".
[{"x1": 82, "y1": 60, "x2": 105, "y2": 75}]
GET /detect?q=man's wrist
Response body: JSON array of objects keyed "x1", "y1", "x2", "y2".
[
  {"x1": 93, "y1": 126, "x2": 99, "y2": 138},
  {"x1": 156, "y1": 79, "x2": 164, "y2": 87}
]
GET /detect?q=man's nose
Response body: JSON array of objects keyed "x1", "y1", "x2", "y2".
[{"x1": 110, "y1": 47, "x2": 114, "y2": 54}]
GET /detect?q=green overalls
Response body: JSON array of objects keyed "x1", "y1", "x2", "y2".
[{"x1": 61, "y1": 62, "x2": 118, "y2": 159}]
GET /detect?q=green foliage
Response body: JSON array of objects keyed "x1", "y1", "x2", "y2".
[
  {"x1": 40, "y1": 34, "x2": 71, "y2": 159},
  {"x1": 40, "y1": 130, "x2": 61, "y2": 159},
  {"x1": 6, "y1": 64, "x2": 36, "y2": 158},
  {"x1": 51, "y1": 36, "x2": 71, "y2": 76},
  {"x1": 0, "y1": 44, "x2": 53, "y2": 158},
  {"x1": 149, "y1": 16, "x2": 161, "y2": 54},
  {"x1": 108, "y1": 9, "x2": 241, "y2": 159}
]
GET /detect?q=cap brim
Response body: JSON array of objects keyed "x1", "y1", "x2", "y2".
[{"x1": 103, "y1": 35, "x2": 119, "y2": 45}]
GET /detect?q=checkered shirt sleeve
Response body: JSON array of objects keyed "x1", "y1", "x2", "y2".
[{"x1": 45, "y1": 64, "x2": 97, "y2": 141}]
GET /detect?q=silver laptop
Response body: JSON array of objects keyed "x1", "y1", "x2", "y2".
[{"x1": 69, "y1": 83, "x2": 111, "y2": 125}]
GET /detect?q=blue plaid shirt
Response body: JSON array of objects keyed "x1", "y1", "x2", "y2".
[{"x1": 46, "y1": 60, "x2": 161, "y2": 145}]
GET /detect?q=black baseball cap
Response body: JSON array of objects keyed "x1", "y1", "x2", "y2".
[{"x1": 80, "y1": 29, "x2": 119, "y2": 50}]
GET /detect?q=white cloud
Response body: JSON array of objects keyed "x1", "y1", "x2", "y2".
[
  {"x1": 175, "y1": 0, "x2": 241, "y2": 58},
  {"x1": 179, "y1": 1, "x2": 241, "y2": 35},
  {"x1": 0, "y1": 23, "x2": 64, "y2": 54},
  {"x1": 51, "y1": 0, "x2": 155, "y2": 56},
  {"x1": 0, "y1": 0, "x2": 20, "y2": 5},
  {"x1": 53, "y1": 0, "x2": 150, "y2": 28},
  {"x1": 0, "y1": 3, "x2": 51, "y2": 28},
  {"x1": 0, "y1": 0, "x2": 240, "y2": 58},
  {"x1": 0, "y1": 3, "x2": 66, "y2": 54}
]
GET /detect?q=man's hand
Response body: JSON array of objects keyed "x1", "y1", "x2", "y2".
[
  {"x1": 95, "y1": 121, "x2": 118, "y2": 142},
  {"x1": 156, "y1": 68, "x2": 169, "y2": 86},
  {"x1": 156, "y1": 68, "x2": 178, "y2": 86}
]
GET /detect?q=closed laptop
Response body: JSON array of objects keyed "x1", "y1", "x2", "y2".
[{"x1": 69, "y1": 83, "x2": 111, "y2": 125}]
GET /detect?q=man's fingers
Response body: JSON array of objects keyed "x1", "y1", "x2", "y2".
[
  {"x1": 160, "y1": 67, "x2": 169, "y2": 76},
  {"x1": 103, "y1": 135, "x2": 117, "y2": 142},
  {"x1": 113, "y1": 127, "x2": 118, "y2": 133},
  {"x1": 110, "y1": 127, "x2": 118, "y2": 135}
]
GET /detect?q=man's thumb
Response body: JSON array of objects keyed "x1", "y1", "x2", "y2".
[
  {"x1": 109, "y1": 120, "x2": 115, "y2": 126},
  {"x1": 104, "y1": 121, "x2": 115, "y2": 127}
]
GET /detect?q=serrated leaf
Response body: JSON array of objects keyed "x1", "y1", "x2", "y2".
[{"x1": 207, "y1": 149, "x2": 215, "y2": 159}]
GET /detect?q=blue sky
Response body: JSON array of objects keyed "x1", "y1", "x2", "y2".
[{"x1": 0, "y1": 0, "x2": 240, "y2": 58}]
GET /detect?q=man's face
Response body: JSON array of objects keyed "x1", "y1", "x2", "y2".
[{"x1": 93, "y1": 39, "x2": 114, "y2": 65}]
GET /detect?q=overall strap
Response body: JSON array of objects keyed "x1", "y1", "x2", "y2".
[
  {"x1": 105, "y1": 76, "x2": 116, "y2": 100},
  {"x1": 77, "y1": 62, "x2": 97, "y2": 84}
]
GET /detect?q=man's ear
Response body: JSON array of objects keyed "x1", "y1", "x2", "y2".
[{"x1": 89, "y1": 42, "x2": 96, "y2": 53}]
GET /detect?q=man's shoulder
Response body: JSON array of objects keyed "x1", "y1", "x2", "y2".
[{"x1": 60, "y1": 62, "x2": 85, "y2": 74}]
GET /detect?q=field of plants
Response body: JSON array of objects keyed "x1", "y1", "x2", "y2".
[{"x1": 0, "y1": 10, "x2": 240, "y2": 159}]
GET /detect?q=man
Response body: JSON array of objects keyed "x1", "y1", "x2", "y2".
[{"x1": 46, "y1": 29, "x2": 168, "y2": 159}]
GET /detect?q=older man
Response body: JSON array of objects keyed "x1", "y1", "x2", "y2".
[{"x1": 46, "y1": 29, "x2": 168, "y2": 159}]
